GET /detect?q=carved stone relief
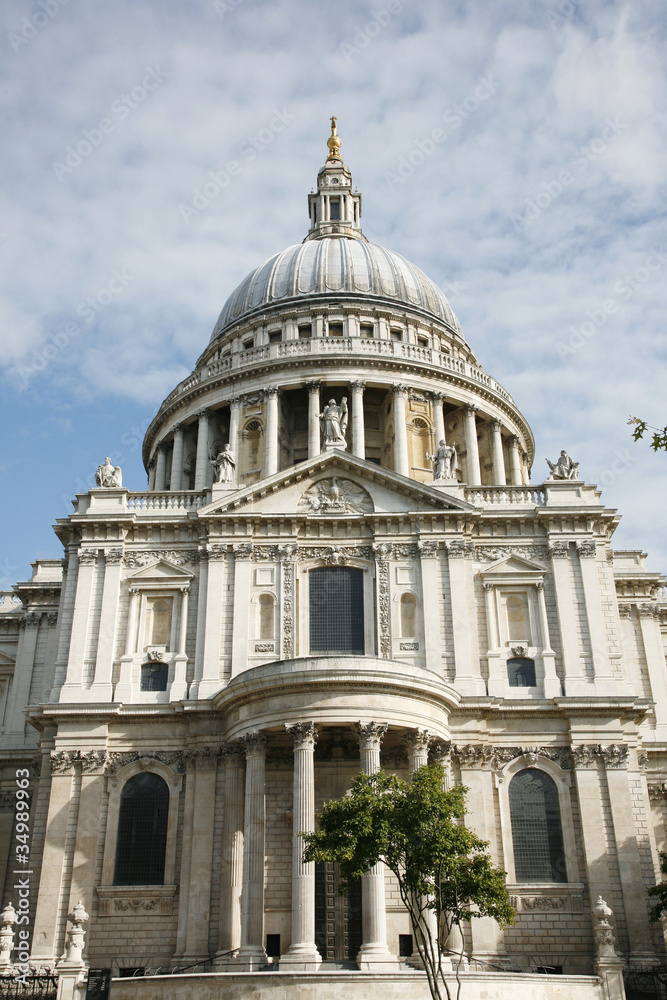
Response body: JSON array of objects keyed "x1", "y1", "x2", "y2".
[{"x1": 298, "y1": 478, "x2": 373, "y2": 515}]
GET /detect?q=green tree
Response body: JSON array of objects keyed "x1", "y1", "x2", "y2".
[
  {"x1": 648, "y1": 851, "x2": 667, "y2": 922},
  {"x1": 629, "y1": 417, "x2": 667, "y2": 452},
  {"x1": 301, "y1": 764, "x2": 514, "y2": 1000}
]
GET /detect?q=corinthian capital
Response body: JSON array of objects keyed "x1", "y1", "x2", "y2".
[
  {"x1": 355, "y1": 721, "x2": 388, "y2": 750},
  {"x1": 286, "y1": 722, "x2": 318, "y2": 750}
]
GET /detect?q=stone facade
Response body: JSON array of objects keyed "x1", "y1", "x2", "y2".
[{"x1": 0, "y1": 128, "x2": 666, "y2": 992}]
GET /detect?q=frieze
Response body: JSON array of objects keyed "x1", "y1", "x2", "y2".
[
  {"x1": 181, "y1": 747, "x2": 222, "y2": 770},
  {"x1": 522, "y1": 896, "x2": 567, "y2": 910},
  {"x1": 124, "y1": 550, "x2": 198, "y2": 568},
  {"x1": 392, "y1": 543, "x2": 418, "y2": 560},
  {"x1": 577, "y1": 541, "x2": 597, "y2": 558},
  {"x1": 254, "y1": 643, "x2": 275, "y2": 653},
  {"x1": 97, "y1": 889, "x2": 175, "y2": 917},
  {"x1": 19, "y1": 613, "x2": 42, "y2": 629},
  {"x1": 282, "y1": 559, "x2": 294, "y2": 659},
  {"x1": 399, "y1": 641, "x2": 419, "y2": 651},
  {"x1": 207, "y1": 544, "x2": 228, "y2": 561},
  {"x1": 548, "y1": 542, "x2": 570, "y2": 559},
  {"x1": 232, "y1": 543, "x2": 254, "y2": 559},
  {"x1": 252, "y1": 545, "x2": 279, "y2": 561},
  {"x1": 451, "y1": 745, "x2": 574, "y2": 771},
  {"x1": 638, "y1": 603, "x2": 660, "y2": 619},
  {"x1": 474, "y1": 545, "x2": 548, "y2": 562},
  {"x1": 571, "y1": 745, "x2": 629, "y2": 769},
  {"x1": 375, "y1": 551, "x2": 391, "y2": 658},
  {"x1": 51, "y1": 749, "x2": 188, "y2": 775},
  {"x1": 299, "y1": 545, "x2": 373, "y2": 566},
  {"x1": 446, "y1": 540, "x2": 475, "y2": 559}
]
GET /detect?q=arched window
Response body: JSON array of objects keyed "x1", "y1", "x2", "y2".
[
  {"x1": 507, "y1": 657, "x2": 536, "y2": 687},
  {"x1": 509, "y1": 769, "x2": 566, "y2": 883},
  {"x1": 258, "y1": 594, "x2": 275, "y2": 640},
  {"x1": 400, "y1": 593, "x2": 417, "y2": 636},
  {"x1": 140, "y1": 661, "x2": 168, "y2": 692},
  {"x1": 310, "y1": 567, "x2": 364, "y2": 654},
  {"x1": 114, "y1": 773, "x2": 169, "y2": 886}
]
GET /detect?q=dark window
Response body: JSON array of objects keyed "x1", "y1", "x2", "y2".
[
  {"x1": 114, "y1": 773, "x2": 169, "y2": 886},
  {"x1": 328, "y1": 322, "x2": 344, "y2": 337},
  {"x1": 140, "y1": 661, "x2": 168, "y2": 692},
  {"x1": 298, "y1": 325, "x2": 312, "y2": 339},
  {"x1": 268, "y1": 331, "x2": 282, "y2": 344},
  {"x1": 360, "y1": 324, "x2": 374, "y2": 338},
  {"x1": 118, "y1": 968, "x2": 145, "y2": 978},
  {"x1": 330, "y1": 198, "x2": 341, "y2": 220},
  {"x1": 266, "y1": 934, "x2": 281, "y2": 958},
  {"x1": 507, "y1": 657, "x2": 536, "y2": 687},
  {"x1": 417, "y1": 337, "x2": 428, "y2": 347},
  {"x1": 243, "y1": 339, "x2": 254, "y2": 350},
  {"x1": 509, "y1": 769, "x2": 566, "y2": 883},
  {"x1": 390, "y1": 329, "x2": 403, "y2": 342},
  {"x1": 399, "y1": 934, "x2": 413, "y2": 957},
  {"x1": 536, "y1": 966, "x2": 563, "y2": 975},
  {"x1": 309, "y1": 567, "x2": 364, "y2": 655}
]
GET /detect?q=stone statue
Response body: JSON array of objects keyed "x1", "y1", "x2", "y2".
[
  {"x1": 211, "y1": 443, "x2": 236, "y2": 483},
  {"x1": 320, "y1": 397, "x2": 348, "y2": 448},
  {"x1": 427, "y1": 440, "x2": 457, "y2": 480},
  {"x1": 95, "y1": 457, "x2": 122, "y2": 488},
  {"x1": 546, "y1": 450, "x2": 579, "y2": 481}
]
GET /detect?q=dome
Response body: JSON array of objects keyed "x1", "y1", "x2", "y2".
[{"x1": 209, "y1": 238, "x2": 463, "y2": 342}]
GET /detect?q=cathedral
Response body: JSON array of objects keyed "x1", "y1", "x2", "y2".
[{"x1": 1, "y1": 121, "x2": 666, "y2": 999}]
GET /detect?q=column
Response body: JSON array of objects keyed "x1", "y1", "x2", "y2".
[
  {"x1": 170, "y1": 424, "x2": 185, "y2": 491},
  {"x1": 265, "y1": 387, "x2": 279, "y2": 476},
  {"x1": 191, "y1": 551, "x2": 208, "y2": 699},
  {"x1": 574, "y1": 760, "x2": 620, "y2": 956},
  {"x1": 484, "y1": 584, "x2": 504, "y2": 697},
  {"x1": 418, "y1": 541, "x2": 442, "y2": 673},
  {"x1": 509, "y1": 436, "x2": 522, "y2": 486},
  {"x1": 231, "y1": 544, "x2": 252, "y2": 677},
  {"x1": 154, "y1": 442, "x2": 167, "y2": 491},
  {"x1": 60, "y1": 549, "x2": 97, "y2": 702},
  {"x1": 603, "y1": 758, "x2": 657, "y2": 965},
  {"x1": 448, "y1": 544, "x2": 486, "y2": 695},
  {"x1": 228, "y1": 397, "x2": 240, "y2": 466},
  {"x1": 392, "y1": 385, "x2": 409, "y2": 477},
  {"x1": 115, "y1": 587, "x2": 139, "y2": 702},
  {"x1": 90, "y1": 548, "x2": 123, "y2": 700},
  {"x1": 355, "y1": 722, "x2": 396, "y2": 970},
  {"x1": 403, "y1": 731, "x2": 437, "y2": 966},
  {"x1": 183, "y1": 758, "x2": 218, "y2": 962},
  {"x1": 457, "y1": 765, "x2": 500, "y2": 963},
  {"x1": 536, "y1": 582, "x2": 561, "y2": 697},
  {"x1": 170, "y1": 586, "x2": 189, "y2": 701},
  {"x1": 282, "y1": 723, "x2": 321, "y2": 968},
  {"x1": 147, "y1": 458, "x2": 156, "y2": 491},
  {"x1": 350, "y1": 381, "x2": 366, "y2": 459},
  {"x1": 432, "y1": 392, "x2": 446, "y2": 445},
  {"x1": 549, "y1": 542, "x2": 588, "y2": 695},
  {"x1": 216, "y1": 744, "x2": 245, "y2": 964},
  {"x1": 463, "y1": 405, "x2": 481, "y2": 485},
  {"x1": 0, "y1": 613, "x2": 40, "y2": 745},
  {"x1": 307, "y1": 382, "x2": 321, "y2": 459},
  {"x1": 577, "y1": 542, "x2": 615, "y2": 694},
  {"x1": 491, "y1": 421, "x2": 506, "y2": 486},
  {"x1": 199, "y1": 546, "x2": 226, "y2": 698},
  {"x1": 194, "y1": 409, "x2": 210, "y2": 490},
  {"x1": 238, "y1": 732, "x2": 268, "y2": 969}
]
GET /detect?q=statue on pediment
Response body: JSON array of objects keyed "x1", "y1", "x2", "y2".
[
  {"x1": 546, "y1": 450, "x2": 579, "y2": 481},
  {"x1": 321, "y1": 397, "x2": 348, "y2": 448},
  {"x1": 95, "y1": 457, "x2": 122, "y2": 488},
  {"x1": 211, "y1": 443, "x2": 236, "y2": 483},
  {"x1": 427, "y1": 440, "x2": 457, "y2": 480}
]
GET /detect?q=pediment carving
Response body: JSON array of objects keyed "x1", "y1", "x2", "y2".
[{"x1": 298, "y1": 477, "x2": 373, "y2": 515}]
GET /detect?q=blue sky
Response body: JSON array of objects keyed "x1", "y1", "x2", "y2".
[{"x1": 1, "y1": 0, "x2": 666, "y2": 586}]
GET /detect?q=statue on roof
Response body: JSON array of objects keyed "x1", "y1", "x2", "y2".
[
  {"x1": 95, "y1": 457, "x2": 122, "y2": 488},
  {"x1": 546, "y1": 450, "x2": 580, "y2": 481}
]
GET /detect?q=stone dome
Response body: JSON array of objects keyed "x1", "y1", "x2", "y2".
[{"x1": 209, "y1": 238, "x2": 463, "y2": 342}]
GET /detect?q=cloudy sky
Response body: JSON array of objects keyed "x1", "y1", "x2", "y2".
[{"x1": 1, "y1": 0, "x2": 666, "y2": 586}]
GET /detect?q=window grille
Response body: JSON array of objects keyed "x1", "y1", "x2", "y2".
[
  {"x1": 140, "y1": 661, "x2": 168, "y2": 691},
  {"x1": 509, "y1": 769, "x2": 566, "y2": 882},
  {"x1": 507, "y1": 657, "x2": 536, "y2": 687},
  {"x1": 114, "y1": 773, "x2": 169, "y2": 886},
  {"x1": 309, "y1": 567, "x2": 364, "y2": 654}
]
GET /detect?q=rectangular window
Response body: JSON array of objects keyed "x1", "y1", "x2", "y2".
[
  {"x1": 399, "y1": 934, "x2": 414, "y2": 957},
  {"x1": 391, "y1": 329, "x2": 403, "y2": 342},
  {"x1": 330, "y1": 198, "x2": 341, "y2": 220},
  {"x1": 298, "y1": 325, "x2": 312, "y2": 339},
  {"x1": 268, "y1": 331, "x2": 282, "y2": 344},
  {"x1": 266, "y1": 934, "x2": 281, "y2": 958},
  {"x1": 360, "y1": 324, "x2": 374, "y2": 338},
  {"x1": 309, "y1": 567, "x2": 364, "y2": 654},
  {"x1": 243, "y1": 339, "x2": 254, "y2": 351},
  {"x1": 328, "y1": 322, "x2": 344, "y2": 337}
]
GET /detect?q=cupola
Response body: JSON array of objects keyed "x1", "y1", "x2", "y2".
[{"x1": 305, "y1": 117, "x2": 365, "y2": 242}]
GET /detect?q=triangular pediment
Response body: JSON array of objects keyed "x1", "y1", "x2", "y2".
[
  {"x1": 127, "y1": 559, "x2": 193, "y2": 581},
  {"x1": 198, "y1": 451, "x2": 475, "y2": 517},
  {"x1": 480, "y1": 552, "x2": 546, "y2": 582}
]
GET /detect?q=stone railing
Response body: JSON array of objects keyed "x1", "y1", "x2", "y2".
[
  {"x1": 126, "y1": 492, "x2": 208, "y2": 512},
  {"x1": 466, "y1": 486, "x2": 546, "y2": 506},
  {"x1": 158, "y1": 337, "x2": 514, "y2": 413}
]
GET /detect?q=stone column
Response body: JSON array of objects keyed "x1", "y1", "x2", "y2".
[
  {"x1": 350, "y1": 381, "x2": 366, "y2": 459},
  {"x1": 194, "y1": 409, "x2": 211, "y2": 490},
  {"x1": 447, "y1": 542, "x2": 486, "y2": 695},
  {"x1": 282, "y1": 722, "x2": 320, "y2": 968},
  {"x1": 355, "y1": 722, "x2": 396, "y2": 970},
  {"x1": 549, "y1": 542, "x2": 588, "y2": 695},
  {"x1": 404, "y1": 730, "x2": 439, "y2": 966},
  {"x1": 577, "y1": 541, "x2": 615, "y2": 694},
  {"x1": 536, "y1": 582, "x2": 561, "y2": 697},
  {"x1": 238, "y1": 732, "x2": 268, "y2": 969},
  {"x1": 115, "y1": 587, "x2": 139, "y2": 702},
  {"x1": 508, "y1": 436, "x2": 522, "y2": 486},
  {"x1": 199, "y1": 545, "x2": 226, "y2": 698},
  {"x1": 182, "y1": 755, "x2": 218, "y2": 963},
  {"x1": 90, "y1": 548, "x2": 123, "y2": 701},
  {"x1": 463, "y1": 406, "x2": 481, "y2": 486},
  {"x1": 392, "y1": 385, "x2": 410, "y2": 477},
  {"x1": 170, "y1": 586, "x2": 189, "y2": 701},
  {"x1": 191, "y1": 550, "x2": 208, "y2": 697},
  {"x1": 155, "y1": 442, "x2": 168, "y2": 491},
  {"x1": 418, "y1": 541, "x2": 441, "y2": 673},
  {"x1": 216, "y1": 744, "x2": 245, "y2": 964},
  {"x1": 491, "y1": 421, "x2": 506, "y2": 486},
  {"x1": 484, "y1": 583, "x2": 503, "y2": 697},
  {"x1": 307, "y1": 382, "x2": 321, "y2": 459},
  {"x1": 147, "y1": 458, "x2": 156, "y2": 491},
  {"x1": 170, "y1": 423, "x2": 185, "y2": 491},
  {"x1": 60, "y1": 549, "x2": 97, "y2": 702},
  {"x1": 265, "y1": 387, "x2": 279, "y2": 476},
  {"x1": 432, "y1": 392, "x2": 446, "y2": 446},
  {"x1": 231, "y1": 543, "x2": 253, "y2": 678},
  {"x1": 1, "y1": 613, "x2": 40, "y2": 744},
  {"x1": 228, "y1": 397, "x2": 241, "y2": 466}
]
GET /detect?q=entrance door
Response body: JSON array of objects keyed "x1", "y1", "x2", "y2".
[{"x1": 315, "y1": 862, "x2": 362, "y2": 962}]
